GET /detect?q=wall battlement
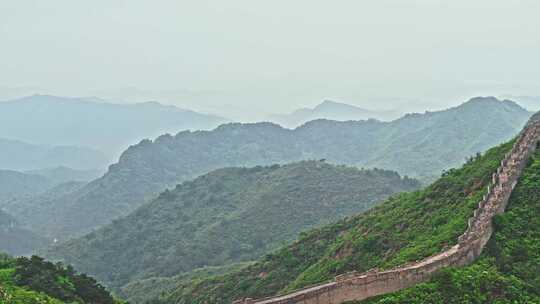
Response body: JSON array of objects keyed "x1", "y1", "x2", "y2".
[{"x1": 234, "y1": 119, "x2": 540, "y2": 304}]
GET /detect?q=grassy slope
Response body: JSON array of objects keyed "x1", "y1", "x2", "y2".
[
  {"x1": 156, "y1": 140, "x2": 514, "y2": 304},
  {"x1": 358, "y1": 146, "x2": 540, "y2": 304}
]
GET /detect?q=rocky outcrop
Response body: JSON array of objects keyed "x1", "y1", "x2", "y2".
[{"x1": 235, "y1": 118, "x2": 540, "y2": 304}]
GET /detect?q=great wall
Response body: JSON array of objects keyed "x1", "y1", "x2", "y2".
[{"x1": 234, "y1": 116, "x2": 540, "y2": 304}]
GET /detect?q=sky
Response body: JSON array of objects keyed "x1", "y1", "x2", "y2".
[{"x1": 1, "y1": 0, "x2": 540, "y2": 120}]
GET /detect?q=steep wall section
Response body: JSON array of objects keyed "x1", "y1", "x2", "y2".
[{"x1": 235, "y1": 119, "x2": 540, "y2": 304}]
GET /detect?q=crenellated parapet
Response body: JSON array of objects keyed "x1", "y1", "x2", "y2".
[{"x1": 234, "y1": 119, "x2": 540, "y2": 304}]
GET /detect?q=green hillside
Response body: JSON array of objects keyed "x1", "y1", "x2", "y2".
[
  {"x1": 0, "y1": 253, "x2": 122, "y2": 304},
  {"x1": 0, "y1": 169, "x2": 55, "y2": 204},
  {"x1": 25, "y1": 97, "x2": 530, "y2": 241},
  {"x1": 45, "y1": 161, "x2": 420, "y2": 292},
  {"x1": 1, "y1": 181, "x2": 86, "y2": 234},
  {"x1": 0, "y1": 137, "x2": 108, "y2": 172},
  {"x1": 148, "y1": 139, "x2": 514, "y2": 304},
  {"x1": 359, "y1": 146, "x2": 540, "y2": 303},
  {"x1": 0, "y1": 210, "x2": 48, "y2": 256}
]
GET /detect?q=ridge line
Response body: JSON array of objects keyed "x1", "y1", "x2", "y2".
[{"x1": 235, "y1": 119, "x2": 540, "y2": 304}]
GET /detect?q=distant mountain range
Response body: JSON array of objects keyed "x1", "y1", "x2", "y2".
[
  {"x1": 25, "y1": 166, "x2": 103, "y2": 185},
  {"x1": 19, "y1": 97, "x2": 531, "y2": 242},
  {"x1": 1, "y1": 181, "x2": 86, "y2": 237},
  {"x1": 0, "y1": 167, "x2": 95, "y2": 254},
  {"x1": 138, "y1": 121, "x2": 533, "y2": 304},
  {"x1": 0, "y1": 209, "x2": 47, "y2": 255},
  {"x1": 0, "y1": 170, "x2": 56, "y2": 204},
  {"x1": 500, "y1": 95, "x2": 540, "y2": 111},
  {"x1": 0, "y1": 95, "x2": 229, "y2": 157},
  {"x1": 268, "y1": 100, "x2": 402, "y2": 128},
  {"x1": 0, "y1": 167, "x2": 98, "y2": 211},
  {"x1": 0, "y1": 138, "x2": 109, "y2": 171},
  {"x1": 45, "y1": 161, "x2": 420, "y2": 290}
]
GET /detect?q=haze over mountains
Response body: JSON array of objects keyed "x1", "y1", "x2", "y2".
[
  {"x1": 0, "y1": 137, "x2": 108, "y2": 171},
  {"x1": 0, "y1": 95, "x2": 229, "y2": 158},
  {"x1": 3, "y1": 1, "x2": 540, "y2": 303},
  {"x1": 500, "y1": 95, "x2": 540, "y2": 111},
  {"x1": 0, "y1": 96, "x2": 537, "y2": 304},
  {"x1": 0, "y1": 169, "x2": 91, "y2": 256},
  {"x1": 25, "y1": 166, "x2": 102, "y2": 185},
  {"x1": 0, "y1": 170, "x2": 55, "y2": 203},
  {"x1": 46, "y1": 161, "x2": 419, "y2": 290},
  {"x1": 1, "y1": 181, "x2": 86, "y2": 237},
  {"x1": 268, "y1": 100, "x2": 402, "y2": 128},
  {"x1": 140, "y1": 128, "x2": 540, "y2": 304},
  {"x1": 0, "y1": 167, "x2": 98, "y2": 216},
  {"x1": 0, "y1": 209, "x2": 47, "y2": 256},
  {"x1": 15, "y1": 97, "x2": 529, "y2": 243}
]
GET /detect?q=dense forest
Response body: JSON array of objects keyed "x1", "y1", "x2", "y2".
[
  {"x1": 23, "y1": 97, "x2": 531, "y2": 242},
  {"x1": 142, "y1": 139, "x2": 514, "y2": 304},
  {"x1": 45, "y1": 161, "x2": 420, "y2": 295},
  {"x1": 0, "y1": 253, "x2": 122, "y2": 304}
]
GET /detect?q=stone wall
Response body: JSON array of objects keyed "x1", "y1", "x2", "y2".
[{"x1": 235, "y1": 119, "x2": 540, "y2": 304}]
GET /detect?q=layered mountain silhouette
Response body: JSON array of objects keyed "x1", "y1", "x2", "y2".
[
  {"x1": 25, "y1": 166, "x2": 103, "y2": 185},
  {"x1": 0, "y1": 209, "x2": 47, "y2": 255},
  {"x1": 268, "y1": 100, "x2": 401, "y2": 128},
  {"x1": 0, "y1": 168, "x2": 91, "y2": 254},
  {"x1": 1, "y1": 181, "x2": 86, "y2": 236},
  {"x1": 0, "y1": 138, "x2": 108, "y2": 171},
  {"x1": 0, "y1": 170, "x2": 55, "y2": 205},
  {"x1": 22, "y1": 97, "x2": 531, "y2": 242},
  {"x1": 133, "y1": 122, "x2": 540, "y2": 304},
  {"x1": 0, "y1": 94, "x2": 229, "y2": 157},
  {"x1": 45, "y1": 161, "x2": 420, "y2": 289}
]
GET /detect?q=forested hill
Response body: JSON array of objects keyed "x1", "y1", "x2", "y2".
[
  {"x1": 1, "y1": 181, "x2": 86, "y2": 235},
  {"x1": 358, "y1": 137, "x2": 540, "y2": 304},
  {"x1": 143, "y1": 137, "x2": 517, "y2": 304},
  {"x1": 0, "y1": 169, "x2": 54, "y2": 203},
  {"x1": 26, "y1": 97, "x2": 530, "y2": 241},
  {"x1": 0, "y1": 210, "x2": 47, "y2": 256},
  {"x1": 45, "y1": 161, "x2": 420, "y2": 291},
  {"x1": 0, "y1": 253, "x2": 123, "y2": 304},
  {"x1": 115, "y1": 96, "x2": 528, "y2": 183}
]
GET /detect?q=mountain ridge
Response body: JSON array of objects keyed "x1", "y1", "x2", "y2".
[
  {"x1": 0, "y1": 94, "x2": 229, "y2": 156},
  {"x1": 45, "y1": 161, "x2": 420, "y2": 290},
  {"x1": 232, "y1": 113, "x2": 540, "y2": 304},
  {"x1": 142, "y1": 130, "x2": 517, "y2": 303},
  {"x1": 0, "y1": 209, "x2": 48, "y2": 255},
  {"x1": 22, "y1": 97, "x2": 531, "y2": 241},
  {"x1": 268, "y1": 99, "x2": 401, "y2": 128},
  {"x1": 0, "y1": 138, "x2": 109, "y2": 171}
]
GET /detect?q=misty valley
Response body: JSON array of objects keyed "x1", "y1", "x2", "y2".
[
  {"x1": 1, "y1": 94, "x2": 540, "y2": 304},
  {"x1": 2, "y1": 2, "x2": 540, "y2": 303}
]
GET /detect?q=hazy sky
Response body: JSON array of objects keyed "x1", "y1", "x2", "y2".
[{"x1": 1, "y1": 0, "x2": 540, "y2": 120}]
